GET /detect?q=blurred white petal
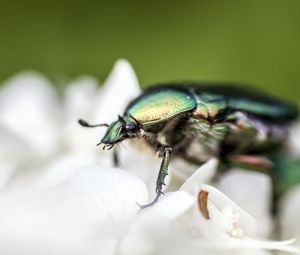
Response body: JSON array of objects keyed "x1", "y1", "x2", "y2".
[
  {"x1": 119, "y1": 191, "x2": 194, "y2": 255},
  {"x1": 92, "y1": 59, "x2": 141, "y2": 125},
  {"x1": 194, "y1": 238, "x2": 299, "y2": 254},
  {"x1": 193, "y1": 184, "x2": 257, "y2": 241},
  {"x1": 63, "y1": 164, "x2": 149, "y2": 254},
  {"x1": 0, "y1": 164, "x2": 149, "y2": 255},
  {"x1": 144, "y1": 190, "x2": 195, "y2": 220},
  {"x1": 217, "y1": 170, "x2": 273, "y2": 237},
  {"x1": 186, "y1": 184, "x2": 299, "y2": 254},
  {"x1": 0, "y1": 72, "x2": 60, "y2": 157},
  {"x1": 62, "y1": 76, "x2": 102, "y2": 155},
  {"x1": 0, "y1": 181, "x2": 99, "y2": 255},
  {"x1": 64, "y1": 164, "x2": 148, "y2": 226},
  {"x1": 168, "y1": 158, "x2": 200, "y2": 190},
  {"x1": 63, "y1": 76, "x2": 99, "y2": 121},
  {"x1": 119, "y1": 141, "x2": 161, "y2": 199},
  {"x1": 280, "y1": 185, "x2": 300, "y2": 249},
  {"x1": 0, "y1": 61, "x2": 298, "y2": 255},
  {"x1": 180, "y1": 158, "x2": 218, "y2": 194},
  {"x1": 0, "y1": 125, "x2": 34, "y2": 189},
  {"x1": 34, "y1": 154, "x2": 102, "y2": 190}
]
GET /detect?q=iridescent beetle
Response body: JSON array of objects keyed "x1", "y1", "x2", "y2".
[{"x1": 79, "y1": 83, "x2": 298, "y2": 208}]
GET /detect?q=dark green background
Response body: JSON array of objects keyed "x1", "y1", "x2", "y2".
[{"x1": 0, "y1": 0, "x2": 300, "y2": 100}]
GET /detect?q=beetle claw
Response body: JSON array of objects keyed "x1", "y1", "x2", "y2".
[
  {"x1": 136, "y1": 201, "x2": 155, "y2": 211},
  {"x1": 136, "y1": 193, "x2": 163, "y2": 211}
]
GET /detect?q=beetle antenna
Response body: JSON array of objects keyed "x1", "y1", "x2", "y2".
[{"x1": 78, "y1": 119, "x2": 109, "y2": 128}]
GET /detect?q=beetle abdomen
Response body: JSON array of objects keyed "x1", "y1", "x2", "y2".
[
  {"x1": 144, "y1": 83, "x2": 298, "y2": 124},
  {"x1": 192, "y1": 84, "x2": 298, "y2": 123},
  {"x1": 228, "y1": 97, "x2": 298, "y2": 123}
]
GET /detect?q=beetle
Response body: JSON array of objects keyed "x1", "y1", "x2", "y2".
[{"x1": 79, "y1": 83, "x2": 298, "y2": 209}]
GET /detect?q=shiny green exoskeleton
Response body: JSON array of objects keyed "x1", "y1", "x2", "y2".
[{"x1": 79, "y1": 83, "x2": 299, "y2": 209}]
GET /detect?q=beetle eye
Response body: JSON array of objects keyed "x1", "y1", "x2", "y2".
[{"x1": 125, "y1": 123, "x2": 137, "y2": 135}]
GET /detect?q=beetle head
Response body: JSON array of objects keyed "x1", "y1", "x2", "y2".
[{"x1": 100, "y1": 115, "x2": 139, "y2": 149}]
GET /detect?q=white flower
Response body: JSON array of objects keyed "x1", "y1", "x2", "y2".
[
  {"x1": 0, "y1": 72, "x2": 61, "y2": 156},
  {"x1": 216, "y1": 170, "x2": 273, "y2": 237},
  {"x1": 0, "y1": 59, "x2": 142, "y2": 188},
  {"x1": 0, "y1": 59, "x2": 299, "y2": 255},
  {"x1": 279, "y1": 185, "x2": 300, "y2": 250},
  {"x1": 179, "y1": 161, "x2": 299, "y2": 254},
  {"x1": 0, "y1": 157, "x2": 195, "y2": 255}
]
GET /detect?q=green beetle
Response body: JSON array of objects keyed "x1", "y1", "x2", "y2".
[{"x1": 79, "y1": 83, "x2": 299, "y2": 208}]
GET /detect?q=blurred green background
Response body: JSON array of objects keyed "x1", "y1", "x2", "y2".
[{"x1": 0, "y1": 0, "x2": 300, "y2": 100}]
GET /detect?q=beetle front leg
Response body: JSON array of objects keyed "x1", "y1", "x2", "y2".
[
  {"x1": 138, "y1": 145, "x2": 172, "y2": 210},
  {"x1": 156, "y1": 145, "x2": 172, "y2": 197}
]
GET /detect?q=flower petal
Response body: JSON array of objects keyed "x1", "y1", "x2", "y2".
[
  {"x1": 280, "y1": 185, "x2": 300, "y2": 249},
  {"x1": 217, "y1": 170, "x2": 272, "y2": 237},
  {"x1": 193, "y1": 184, "x2": 258, "y2": 240},
  {"x1": 92, "y1": 59, "x2": 141, "y2": 125},
  {"x1": 118, "y1": 141, "x2": 161, "y2": 199},
  {"x1": 62, "y1": 76, "x2": 102, "y2": 156},
  {"x1": 193, "y1": 238, "x2": 299, "y2": 254},
  {"x1": 119, "y1": 191, "x2": 194, "y2": 255},
  {"x1": 180, "y1": 158, "x2": 218, "y2": 194},
  {"x1": 143, "y1": 191, "x2": 195, "y2": 220},
  {"x1": 0, "y1": 177, "x2": 118, "y2": 255},
  {"x1": 0, "y1": 125, "x2": 34, "y2": 189},
  {"x1": 33, "y1": 154, "x2": 103, "y2": 190},
  {"x1": 64, "y1": 164, "x2": 148, "y2": 228},
  {"x1": 0, "y1": 72, "x2": 60, "y2": 157}
]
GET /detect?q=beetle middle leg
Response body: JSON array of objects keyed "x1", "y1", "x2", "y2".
[
  {"x1": 113, "y1": 148, "x2": 120, "y2": 167},
  {"x1": 226, "y1": 154, "x2": 273, "y2": 173},
  {"x1": 138, "y1": 145, "x2": 172, "y2": 210}
]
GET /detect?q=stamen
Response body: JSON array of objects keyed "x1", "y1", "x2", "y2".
[{"x1": 198, "y1": 190, "x2": 210, "y2": 220}]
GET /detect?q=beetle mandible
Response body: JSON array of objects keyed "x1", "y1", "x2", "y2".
[{"x1": 79, "y1": 83, "x2": 299, "y2": 209}]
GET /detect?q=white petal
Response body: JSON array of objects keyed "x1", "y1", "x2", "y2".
[
  {"x1": 217, "y1": 170, "x2": 273, "y2": 237},
  {"x1": 193, "y1": 184, "x2": 257, "y2": 240},
  {"x1": 37, "y1": 164, "x2": 148, "y2": 254},
  {"x1": 0, "y1": 125, "x2": 34, "y2": 189},
  {"x1": 0, "y1": 159, "x2": 146, "y2": 255},
  {"x1": 92, "y1": 59, "x2": 141, "y2": 125},
  {"x1": 61, "y1": 76, "x2": 103, "y2": 155},
  {"x1": 280, "y1": 185, "x2": 300, "y2": 249},
  {"x1": 194, "y1": 238, "x2": 299, "y2": 254},
  {"x1": 180, "y1": 158, "x2": 218, "y2": 194},
  {"x1": 119, "y1": 191, "x2": 194, "y2": 255},
  {"x1": 235, "y1": 238, "x2": 300, "y2": 254},
  {"x1": 63, "y1": 76, "x2": 99, "y2": 121},
  {"x1": 143, "y1": 191, "x2": 195, "y2": 220},
  {"x1": 34, "y1": 154, "x2": 101, "y2": 190},
  {"x1": 168, "y1": 158, "x2": 201, "y2": 191},
  {"x1": 118, "y1": 141, "x2": 161, "y2": 199},
  {"x1": 64, "y1": 165, "x2": 148, "y2": 229},
  {"x1": 0, "y1": 184, "x2": 113, "y2": 255},
  {"x1": 0, "y1": 72, "x2": 60, "y2": 157}
]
